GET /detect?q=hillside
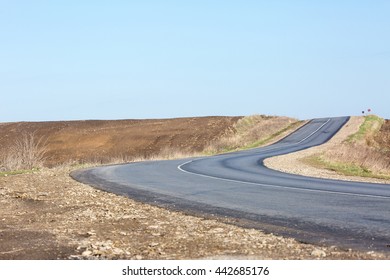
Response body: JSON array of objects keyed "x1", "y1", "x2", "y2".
[
  {"x1": 0, "y1": 115, "x2": 303, "y2": 171},
  {"x1": 0, "y1": 117, "x2": 241, "y2": 167}
]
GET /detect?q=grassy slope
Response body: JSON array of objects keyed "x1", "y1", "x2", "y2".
[
  {"x1": 304, "y1": 115, "x2": 390, "y2": 180},
  {"x1": 204, "y1": 115, "x2": 302, "y2": 154},
  {"x1": 346, "y1": 115, "x2": 385, "y2": 144}
]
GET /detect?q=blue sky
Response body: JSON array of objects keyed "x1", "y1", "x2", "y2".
[{"x1": 1, "y1": 0, "x2": 389, "y2": 122}]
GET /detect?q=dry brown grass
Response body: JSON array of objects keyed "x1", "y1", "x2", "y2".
[
  {"x1": 204, "y1": 115, "x2": 300, "y2": 154},
  {"x1": 1, "y1": 132, "x2": 48, "y2": 172},
  {"x1": 322, "y1": 143, "x2": 390, "y2": 177},
  {"x1": 318, "y1": 116, "x2": 390, "y2": 179},
  {"x1": 99, "y1": 148, "x2": 198, "y2": 165},
  {"x1": 375, "y1": 119, "x2": 390, "y2": 154}
]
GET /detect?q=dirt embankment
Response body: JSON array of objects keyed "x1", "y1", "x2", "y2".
[
  {"x1": 375, "y1": 119, "x2": 390, "y2": 157},
  {"x1": 0, "y1": 117, "x2": 241, "y2": 166}
]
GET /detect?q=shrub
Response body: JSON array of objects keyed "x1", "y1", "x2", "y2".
[{"x1": 0, "y1": 132, "x2": 47, "y2": 171}]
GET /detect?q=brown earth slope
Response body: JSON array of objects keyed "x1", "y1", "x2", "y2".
[{"x1": 0, "y1": 117, "x2": 241, "y2": 166}]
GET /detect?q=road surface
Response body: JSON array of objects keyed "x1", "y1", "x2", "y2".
[{"x1": 72, "y1": 117, "x2": 390, "y2": 252}]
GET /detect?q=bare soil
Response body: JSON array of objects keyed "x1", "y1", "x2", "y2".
[
  {"x1": 1, "y1": 167, "x2": 385, "y2": 260},
  {"x1": 0, "y1": 117, "x2": 241, "y2": 166},
  {"x1": 1, "y1": 116, "x2": 389, "y2": 260}
]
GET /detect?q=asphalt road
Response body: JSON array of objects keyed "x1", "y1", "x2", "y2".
[{"x1": 72, "y1": 117, "x2": 390, "y2": 252}]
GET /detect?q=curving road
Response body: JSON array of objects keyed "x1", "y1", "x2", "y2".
[{"x1": 72, "y1": 117, "x2": 390, "y2": 252}]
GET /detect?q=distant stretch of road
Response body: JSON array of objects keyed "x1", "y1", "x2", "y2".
[{"x1": 72, "y1": 117, "x2": 390, "y2": 252}]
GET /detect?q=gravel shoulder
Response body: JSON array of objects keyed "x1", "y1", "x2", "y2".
[{"x1": 1, "y1": 166, "x2": 387, "y2": 260}]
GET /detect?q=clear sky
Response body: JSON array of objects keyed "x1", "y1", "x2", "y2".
[{"x1": 1, "y1": 0, "x2": 389, "y2": 122}]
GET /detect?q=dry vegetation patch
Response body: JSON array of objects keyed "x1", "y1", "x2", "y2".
[
  {"x1": 0, "y1": 132, "x2": 47, "y2": 172},
  {"x1": 314, "y1": 115, "x2": 390, "y2": 180},
  {"x1": 375, "y1": 119, "x2": 390, "y2": 158},
  {"x1": 204, "y1": 115, "x2": 301, "y2": 154}
]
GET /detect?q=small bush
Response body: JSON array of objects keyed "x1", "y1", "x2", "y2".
[{"x1": 0, "y1": 132, "x2": 48, "y2": 171}]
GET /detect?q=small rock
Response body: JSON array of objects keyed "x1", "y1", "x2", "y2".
[
  {"x1": 311, "y1": 249, "x2": 326, "y2": 258},
  {"x1": 82, "y1": 250, "x2": 93, "y2": 256},
  {"x1": 38, "y1": 192, "x2": 49, "y2": 197},
  {"x1": 113, "y1": 248, "x2": 123, "y2": 255},
  {"x1": 367, "y1": 251, "x2": 377, "y2": 257},
  {"x1": 93, "y1": 250, "x2": 104, "y2": 256},
  {"x1": 69, "y1": 255, "x2": 82, "y2": 260},
  {"x1": 209, "y1": 227, "x2": 224, "y2": 233},
  {"x1": 77, "y1": 245, "x2": 88, "y2": 250}
]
